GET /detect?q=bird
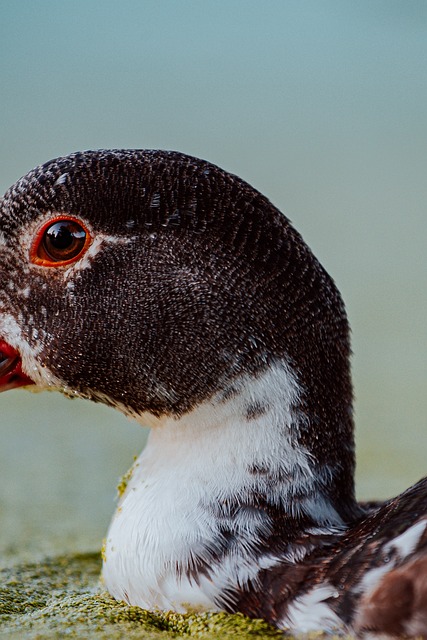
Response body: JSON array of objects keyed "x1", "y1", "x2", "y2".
[{"x1": 0, "y1": 149, "x2": 426, "y2": 637}]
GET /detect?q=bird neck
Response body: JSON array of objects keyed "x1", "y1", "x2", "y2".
[
  {"x1": 137, "y1": 359, "x2": 347, "y2": 531},
  {"x1": 103, "y1": 357, "x2": 354, "y2": 611}
]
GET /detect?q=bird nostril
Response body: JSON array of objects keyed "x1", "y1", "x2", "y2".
[
  {"x1": 0, "y1": 352, "x2": 19, "y2": 378},
  {"x1": 0, "y1": 341, "x2": 34, "y2": 390},
  {"x1": 0, "y1": 339, "x2": 34, "y2": 392},
  {"x1": 0, "y1": 341, "x2": 22, "y2": 379}
]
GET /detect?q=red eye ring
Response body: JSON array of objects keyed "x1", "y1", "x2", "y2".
[{"x1": 30, "y1": 216, "x2": 92, "y2": 267}]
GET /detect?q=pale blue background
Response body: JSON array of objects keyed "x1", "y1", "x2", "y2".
[{"x1": 0, "y1": 0, "x2": 426, "y2": 558}]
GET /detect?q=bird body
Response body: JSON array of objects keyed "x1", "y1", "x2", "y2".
[{"x1": 0, "y1": 150, "x2": 426, "y2": 636}]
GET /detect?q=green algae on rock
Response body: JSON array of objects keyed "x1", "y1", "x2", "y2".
[
  {"x1": 0, "y1": 552, "x2": 352, "y2": 639},
  {"x1": 0, "y1": 552, "x2": 283, "y2": 639}
]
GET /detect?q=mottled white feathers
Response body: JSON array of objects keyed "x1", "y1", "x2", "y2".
[{"x1": 103, "y1": 360, "x2": 337, "y2": 611}]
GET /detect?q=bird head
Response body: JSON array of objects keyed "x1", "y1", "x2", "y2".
[{"x1": 0, "y1": 149, "x2": 357, "y2": 518}]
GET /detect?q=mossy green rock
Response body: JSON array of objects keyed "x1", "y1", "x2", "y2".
[
  {"x1": 0, "y1": 553, "x2": 279, "y2": 639},
  {"x1": 0, "y1": 552, "x2": 348, "y2": 639}
]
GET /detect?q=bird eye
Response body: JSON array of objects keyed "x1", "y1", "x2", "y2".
[{"x1": 31, "y1": 217, "x2": 91, "y2": 267}]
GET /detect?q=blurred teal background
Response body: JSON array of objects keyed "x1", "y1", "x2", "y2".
[{"x1": 0, "y1": 0, "x2": 426, "y2": 560}]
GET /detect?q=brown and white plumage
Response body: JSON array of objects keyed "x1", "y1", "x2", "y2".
[{"x1": 0, "y1": 150, "x2": 426, "y2": 637}]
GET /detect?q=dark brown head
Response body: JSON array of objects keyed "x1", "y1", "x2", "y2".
[{"x1": 0, "y1": 149, "x2": 358, "y2": 520}]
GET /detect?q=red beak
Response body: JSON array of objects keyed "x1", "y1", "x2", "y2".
[{"x1": 0, "y1": 340, "x2": 34, "y2": 392}]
